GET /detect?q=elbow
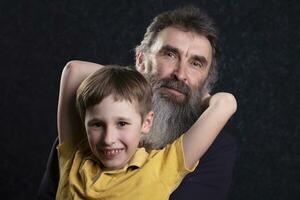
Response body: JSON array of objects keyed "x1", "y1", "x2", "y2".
[
  {"x1": 63, "y1": 60, "x2": 81, "y2": 74},
  {"x1": 59, "y1": 61, "x2": 80, "y2": 86},
  {"x1": 213, "y1": 93, "x2": 237, "y2": 114},
  {"x1": 61, "y1": 60, "x2": 84, "y2": 79},
  {"x1": 222, "y1": 93, "x2": 237, "y2": 114}
]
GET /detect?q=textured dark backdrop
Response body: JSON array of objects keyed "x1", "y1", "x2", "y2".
[{"x1": 0, "y1": 0, "x2": 299, "y2": 199}]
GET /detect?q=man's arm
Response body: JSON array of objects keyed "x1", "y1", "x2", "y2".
[
  {"x1": 37, "y1": 137, "x2": 59, "y2": 200},
  {"x1": 170, "y1": 129, "x2": 238, "y2": 200}
]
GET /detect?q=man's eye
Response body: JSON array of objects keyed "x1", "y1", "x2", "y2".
[
  {"x1": 165, "y1": 51, "x2": 176, "y2": 58},
  {"x1": 192, "y1": 61, "x2": 203, "y2": 68}
]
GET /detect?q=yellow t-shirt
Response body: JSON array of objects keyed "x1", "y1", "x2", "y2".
[{"x1": 56, "y1": 135, "x2": 198, "y2": 200}]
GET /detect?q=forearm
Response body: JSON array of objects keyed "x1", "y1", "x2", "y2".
[{"x1": 183, "y1": 93, "x2": 237, "y2": 168}]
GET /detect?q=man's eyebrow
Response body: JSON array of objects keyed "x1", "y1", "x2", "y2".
[
  {"x1": 191, "y1": 55, "x2": 208, "y2": 67},
  {"x1": 159, "y1": 45, "x2": 180, "y2": 54}
]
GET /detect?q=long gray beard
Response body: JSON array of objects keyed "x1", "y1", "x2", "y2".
[{"x1": 140, "y1": 83, "x2": 205, "y2": 150}]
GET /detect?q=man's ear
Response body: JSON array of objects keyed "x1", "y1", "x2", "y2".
[
  {"x1": 135, "y1": 52, "x2": 146, "y2": 73},
  {"x1": 141, "y1": 111, "x2": 154, "y2": 135}
]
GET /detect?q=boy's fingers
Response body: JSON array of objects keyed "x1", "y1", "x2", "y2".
[
  {"x1": 202, "y1": 92, "x2": 211, "y2": 101},
  {"x1": 201, "y1": 93, "x2": 211, "y2": 107}
]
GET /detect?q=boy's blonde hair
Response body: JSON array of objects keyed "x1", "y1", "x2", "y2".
[{"x1": 76, "y1": 65, "x2": 152, "y2": 123}]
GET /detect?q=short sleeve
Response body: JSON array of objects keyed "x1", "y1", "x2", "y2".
[
  {"x1": 56, "y1": 140, "x2": 77, "y2": 169},
  {"x1": 149, "y1": 135, "x2": 199, "y2": 193}
]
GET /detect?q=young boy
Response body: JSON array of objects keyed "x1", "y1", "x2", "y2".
[{"x1": 56, "y1": 65, "x2": 237, "y2": 200}]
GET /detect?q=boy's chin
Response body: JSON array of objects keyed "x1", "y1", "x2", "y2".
[{"x1": 100, "y1": 161, "x2": 125, "y2": 171}]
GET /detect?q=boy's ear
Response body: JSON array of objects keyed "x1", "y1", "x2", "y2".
[
  {"x1": 135, "y1": 52, "x2": 146, "y2": 73},
  {"x1": 141, "y1": 111, "x2": 154, "y2": 135}
]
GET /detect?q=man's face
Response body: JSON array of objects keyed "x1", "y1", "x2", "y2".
[
  {"x1": 137, "y1": 26, "x2": 213, "y2": 104},
  {"x1": 136, "y1": 26, "x2": 214, "y2": 149}
]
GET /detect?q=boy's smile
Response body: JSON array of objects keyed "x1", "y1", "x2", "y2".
[
  {"x1": 98, "y1": 147, "x2": 126, "y2": 162},
  {"x1": 84, "y1": 95, "x2": 153, "y2": 170}
]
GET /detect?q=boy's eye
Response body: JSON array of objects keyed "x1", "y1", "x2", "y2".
[
  {"x1": 93, "y1": 122, "x2": 103, "y2": 128},
  {"x1": 117, "y1": 121, "x2": 129, "y2": 127}
]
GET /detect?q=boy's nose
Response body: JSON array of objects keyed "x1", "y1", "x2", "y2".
[{"x1": 103, "y1": 128, "x2": 116, "y2": 146}]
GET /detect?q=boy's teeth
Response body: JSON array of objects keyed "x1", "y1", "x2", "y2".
[{"x1": 104, "y1": 149, "x2": 122, "y2": 155}]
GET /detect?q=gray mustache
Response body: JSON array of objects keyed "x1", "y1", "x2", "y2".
[{"x1": 159, "y1": 79, "x2": 191, "y2": 96}]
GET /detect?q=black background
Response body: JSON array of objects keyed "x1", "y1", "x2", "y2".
[{"x1": 1, "y1": 0, "x2": 299, "y2": 199}]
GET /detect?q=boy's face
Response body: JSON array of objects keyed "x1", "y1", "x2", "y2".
[{"x1": 84, "y1": 95, "x2": 153, "y2": 170}]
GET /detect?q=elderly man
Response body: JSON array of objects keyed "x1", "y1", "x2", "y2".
[{"x1": 38, "y1": 6, "x2": 237, "y2": 200}]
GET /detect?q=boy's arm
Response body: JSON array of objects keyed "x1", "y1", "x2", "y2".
[
  {"x1": 57, "y1": 60, "x2": 104, "y2": 144},
  {"x1": 183, "y1": 92, "x2": 237, "y2": 169},
  {"x1": 170, "y1": 129, "x2": 237, "y2": 200}
]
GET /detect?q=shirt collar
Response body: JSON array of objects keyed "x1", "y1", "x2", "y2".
[{"x1": 127, "y1": 147, "x2": 149, "y2": 168}]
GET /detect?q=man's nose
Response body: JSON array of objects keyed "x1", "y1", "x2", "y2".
[{"x1": 171, "y1": 61, "x2": 188, "y2": 83}]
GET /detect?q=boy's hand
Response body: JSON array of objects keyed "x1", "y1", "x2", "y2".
[{"x1": 201, "y1": 92, "x2": 211, "y2": 109}]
